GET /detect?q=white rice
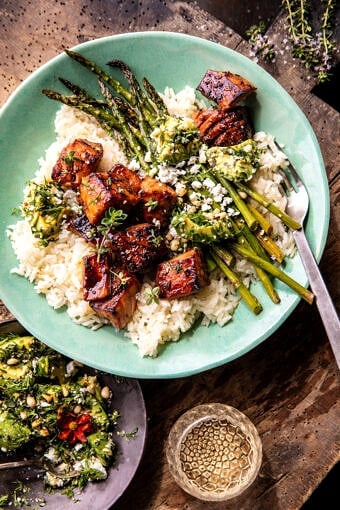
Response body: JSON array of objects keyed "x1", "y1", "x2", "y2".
[{"x1": 7, "y1": 88, "x2": 295, "y2": 357}]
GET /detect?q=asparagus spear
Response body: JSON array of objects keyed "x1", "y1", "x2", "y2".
[
  {"x1": 254, "y1": 230, "x2": 285, "y2": 264},
  {"x1": 98, "y1": 81, "x2": 149, "y2": 171},
  {"x1": 231, "y1": 243, "x2": 314, "y2": 304},
  {"x1": 41, "y1": 88, "x2": 121, "y2": 131},
  {"x1": 113, "y1": 96, "x2": 139, "y2": 128},
  {"x1": 247, "y1": 203, "x2": 273, "y2": 235},
  {"x1": 210, "y1": 248, "x2": 263, "y2": 314},
  {"x1": 235, "y1": 219, "x2": 271, "y2": 262},
  {"x1": 58, "y1": 77, "x2": 106, "y2": 107},
  {"x1": 236, "y1": 181, "x2": 302, "y2": 230},
  {"x1": 65, "y1": 49, "x2": 133, "y2": 103},
  {"x1": 211, "y1": 245, "x2": 235, "y2": 267},
  {"x1": 106, "y1": 60, "x2": 159, "y2": 163},
  {"x1": 107, "y1": 59, "x2": 157, "y2": 125},
  {"x1": 142, "y1": 77, "x2": 168, "y2": 118},
  {"x1": 216, "y1": 175, "x2": 258, "y2": 231},
  {"x1": 231, "y1": 221, "x2": 280, "y2": 303}
]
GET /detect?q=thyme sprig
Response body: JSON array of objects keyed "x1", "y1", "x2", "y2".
[
  {"x1": 282, "y1": 0, "x2": 337, "y2": 82},
  {"x1": 96, "y1": 207, "x2": 127, "y2": 259},
  {"x1": 245, "y1": 1, "x2": 337, "y2": 83},
  {"x1": 246, "y1": 21, "x2": 276, "y2": 62},
  {"x1": 144, "y1": 286, "x2": 160, "y2": 305}
]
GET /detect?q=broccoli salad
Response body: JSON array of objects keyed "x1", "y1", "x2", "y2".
[{"x1": 0, "y1": 332, "x2": 119, "y2": 493}]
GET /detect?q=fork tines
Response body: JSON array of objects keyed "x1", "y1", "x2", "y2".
[{"x1": 278, "y1": 168, "x2": 294, "y2": 194}]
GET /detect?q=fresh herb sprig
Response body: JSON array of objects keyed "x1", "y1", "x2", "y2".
[
  {"x1": 96, "y1": 207, "x2": 127, "y2": 259},
  {"x1": 282, "y1": 0, "x2": 337, "y2": 82},
  {"x1": 246, "y1": 1, "x2": 337, "y2": 83},
  {"x1": 117, "y1": 427, "x2": 138, "y2": 439},
  {"x1": 246, "y1": 21, "x2": 276, "y2": 62},
  {"x1": 144, "y1": 286, "x2": 160, "y2": 305}
]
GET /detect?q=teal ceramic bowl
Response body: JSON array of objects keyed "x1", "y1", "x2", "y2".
[{"x1": 0, "y1": 32, "x2": 329, "y2": 378}]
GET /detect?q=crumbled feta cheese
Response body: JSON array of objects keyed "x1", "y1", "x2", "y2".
[
  {"x1": 44, "y1": 447, "x2": 60, "y2": 463},
  {"x1": 191, "y1": 180, "x2": 202, "y2": 190},
  {"x1": 202, "y1": 177, "x2": 215, "y2": 190},
  {"x1": 201, "y1": 202, "x2": 211, "y2": 212},
  {"x1": 73, "y1": 457, "x2": 107, "y2": 480},
  {"x1": 127, "y1": 158, "x2": 141, "y2": 171},
  {"x1": 189, "y1": 163, "x2": 201, "y2": 174},
  {"x1": 175, "y1": 182, "x2": 187, "y2": 196}
]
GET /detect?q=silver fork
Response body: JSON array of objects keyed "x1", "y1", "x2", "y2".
[
  {"x1": 0, "y1": 457, "x2": 78, "y2": 479},
  {"x1": 278, "y1": 148, "x2": 340, "y2": 369}
]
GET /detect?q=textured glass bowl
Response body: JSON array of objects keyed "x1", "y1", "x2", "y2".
[{"x1": 166, "y1": 403, "x2": 262, "y2": 501}]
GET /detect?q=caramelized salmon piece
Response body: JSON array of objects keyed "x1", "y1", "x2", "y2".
[
  {"x1": 102, "y1": 164, "x2": 142, "y2": 212},
  {"x1": 109, "y1": 223, "x2": 167, "y2": 273},
  {"x1": 69, "y1": 214, "x2": 100, "y2": 244},
  {"x1": 83, "y1": 253, "x2": 111, "y2": 301},
  {"x1": 193, "y1": 106, "x2": 253, "y2": 147},
  {"x1": 139, "y1": 176, "x2": 177, "y2": 228},
  {"x1": 79, "y1": 173, "x2": 114, "y2": 225},
  {"x1": 52, "y1": 139, "x2": 103, "y2": 189},
  {"x1": 156, "y1": 248, "x2": 209, "y2": 299},
  {"x1": 90, "y1": 267, "x2": 140, "y2": 329},
  {"x1": 197, "y1": 70, "x2": 256, "y2": 110}
]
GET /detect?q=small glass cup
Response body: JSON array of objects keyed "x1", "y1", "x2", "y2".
[{"x1": 166, "y1": 403, "x2": 262, "y2": 501}]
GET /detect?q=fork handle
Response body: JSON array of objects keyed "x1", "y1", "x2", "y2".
[
  {"x1": 0, "y1": 459, "x2": 41, "y2": 470},
  {"x1": 293, "y1": 229, "x2": 340, "y2": 369}
]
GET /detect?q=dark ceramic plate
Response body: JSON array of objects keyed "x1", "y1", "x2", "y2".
[{"x1": 0, "y1": 319, "x2": 147, "y2": 510}]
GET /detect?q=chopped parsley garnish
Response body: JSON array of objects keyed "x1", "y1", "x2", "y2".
[
  {"x1": 63, "y1": 150, "x2": 78, "y2": 165},
  {"x1": 117, "y1": 427, "x2": 138, "y2": 439},
  {"x1": 145, "y1": 198, "x2": 158, "y2": 211}
]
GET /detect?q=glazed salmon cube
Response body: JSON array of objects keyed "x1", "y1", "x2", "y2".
[
  {"x1": 197, "y1": 70, "x2": 256, "y2": 110},
  {"x1": 156, "y1": 248, "x2": 209, "y2": 299},
  {"x1": 83, "y1": 253, "x2": 111, "y2": 301},
  {"x1": 102, "y1": 164, "x2": 142, "y2": 212},
  {"x1": 52, "y1": 139, "x2": 103, "y2": 189},
  {"x1": 193, "y1": 106, "x2": 253, "y2": 147},
  {"x1": 79, "y1": 173, "x2": 113, "y2": 225},
  {"x1": 109, "y1": 223, "x2": 167, "y2": 273},
  {"x1": 139, "y1": 176, "x2": 177, "y2": 228},
  {"x1": 90, "y1": 268, "x2": 141, "y2": 329},
  {"x1": 69, "y1": 214, "x2": 100, "y2": 244}
]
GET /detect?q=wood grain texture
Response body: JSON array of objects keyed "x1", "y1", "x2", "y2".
[{"x1": 0, "y1": 1, "x2": 339, "y2": 509}]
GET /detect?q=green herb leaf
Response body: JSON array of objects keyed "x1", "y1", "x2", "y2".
[{"x1": 144, "y1": 286, "x2": 160, "y2": 305}]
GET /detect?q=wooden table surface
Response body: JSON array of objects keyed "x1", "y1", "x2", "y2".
[{"x1": 1, "y1": 1, "x2": 339, "y2": 509}]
